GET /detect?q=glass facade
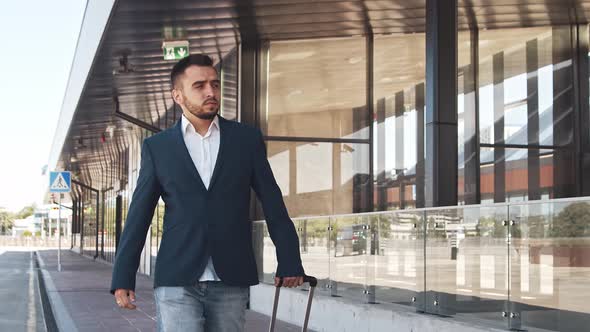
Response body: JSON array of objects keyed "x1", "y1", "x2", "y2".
[{"x1": 254, "y1": 25, "x2": 582, "y2": 219}]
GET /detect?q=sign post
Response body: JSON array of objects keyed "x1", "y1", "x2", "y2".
[{"x1": 49, "y1": 171, "x2": 71, "y2": 272}]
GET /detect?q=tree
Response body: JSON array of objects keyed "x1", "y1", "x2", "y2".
[
  {"x1": 0, "y1": 208, "x2": 15, "y2": 235},
  {"x1": 15, "y1": 204, "x2": 36, "y2": 220},
  {"x1": 549, "y1": 202, "x2": 590, "y2": 238}
]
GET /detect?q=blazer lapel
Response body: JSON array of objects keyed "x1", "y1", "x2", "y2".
[
  {"x1": 173, "y1": 119, "x2": 207, "y2": 192},
  {"x1": 208, "y1": 115, "x2": 230, "y2": 191}
]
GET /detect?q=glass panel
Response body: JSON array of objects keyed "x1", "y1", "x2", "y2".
[
  {"x1": 253, "y1": 222, "x2": 276, "y2": 285},
  {"x1": 83, "y1": 190, "x2": 98, "y2": 258},
  {"x1": 425, "y1": 206, "x2": 509, "y2": 329},
  {"x1": 373, "y1": 34, "x2": 425, "y2": 210},
  {"x1": 329, "y1": 215, "x2": 369, "y2": 302},
  {"x1": 372, "y1": 211, "x2": 425, "y2": 310},
  {"x1": 458, "y1": 30, "x2": 478, "y2": 205},
  {"x1": 105, "y1": 190, "x2": 116, "y2": 263},
  {"x1": 264, "y1": 37, "x2": 368, "y2": 139},
  {"x1": 296, "y1": 218, "x2": 330, "y2": 294},
  {"x1": 253, "y1": 218, "x2": 331, "y2": 288},
  {"x1": 220, "y1": 46, "x2": 238, "y2": 121},
  {"x1": 150, "y1": 201, "x2": 163, "y2": 276},
  {"x1": 266, "y1": 141, "x2": 370, "y2": 217},
  {"x1": 509, "y1": 200, "x2": 590, "y2": 331},
  {"x1": 480, "y1": 147, "x2": 555, "y2": 203},
  {"x1": 478, "y1": 26, "x2": 573, "y2": 147}
]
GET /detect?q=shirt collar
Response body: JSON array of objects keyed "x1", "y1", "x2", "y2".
[{"x1": 181, "y1": 114, "x2": 219, "y2": 137}]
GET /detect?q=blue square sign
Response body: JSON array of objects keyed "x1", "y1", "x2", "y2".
[{"x1": 49, "y1": 171, "x2": 71, "y2": 193}]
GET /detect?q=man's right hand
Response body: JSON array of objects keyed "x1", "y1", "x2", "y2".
[{"x1": 114, "y1": 289, "x2": 136, "y2": 310}]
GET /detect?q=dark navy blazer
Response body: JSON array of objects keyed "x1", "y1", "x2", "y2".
[{"x1": 110, "y1": 116, "x2": 304, "y2": 293}]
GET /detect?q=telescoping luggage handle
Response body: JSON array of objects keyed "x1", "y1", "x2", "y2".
[{"x1": 269, "y1": 275, "x2": 318, "y2": 332}]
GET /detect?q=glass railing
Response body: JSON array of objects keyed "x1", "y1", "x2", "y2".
[{"x1": 252, "y1": 197, "x2": 590, "y2": 331}]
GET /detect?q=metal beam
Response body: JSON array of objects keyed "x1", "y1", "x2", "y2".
[{"x1": 113, "y1": 96, "x2": 162, "y2": 133}]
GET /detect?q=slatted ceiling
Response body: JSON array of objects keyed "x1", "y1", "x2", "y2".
[{"x1": 458, "y1": 0, "x2": 588, "y2": 29}]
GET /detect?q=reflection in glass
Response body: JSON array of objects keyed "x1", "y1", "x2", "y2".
[
  {"x1": 220, "y1": 47, "x2": 238, "y2": 121},
  {"x1": 509, "y1": 200, "x2": 590, "y2": 331},
  {"x1": 82, "y1": 190, "x2": 98, "y2": 258},
  {"x1": 480, "y1": 147, "x2": 555, "y2": 203},
  {"x1": 458, "y1": 30, "x2": 477, "y2": 205},
  {"x1": 373, "y1": 212, "x2": 424, "y2": 309},
  {"x1": 266, "y1": 141, "x2": 370, "y2": 217},
  {"x1": 295, "y1": 218, "x2": 330, "y2": 293},
  {"x1": 373, "y1": 34, "x2": 425, "y2": 210},
  {"x1": 264, "y1": 37, "x2": 368, "y2": 139},
  {"x1": 150, "y1": 201, "x2": 163, "y2": 277},
  {"x1": 252, "y1": 222, "x2": 275, "y2": 285},
  {"x1": 478, "y1": 27, "x2": 561, "y2": 146},
  {"x1": 425, "y1": 207, "x2": 508, "y2": 328},
  {"x1": 329, "y1": 215, "x2": 369, "y2": 302}
]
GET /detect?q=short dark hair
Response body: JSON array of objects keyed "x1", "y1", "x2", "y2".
[{"x1": 170, "y1": 54, "x2": 215, "y2": 88}]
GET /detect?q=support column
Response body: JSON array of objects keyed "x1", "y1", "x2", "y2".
[
  {"x1": 425, "y1": 0, "x2": 458, "y2": 208},
  {"x1": 425, "y1": 0, "x2": 458, "y2": 317}
]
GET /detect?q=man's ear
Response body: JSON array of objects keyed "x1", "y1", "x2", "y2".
[{"x1": 171, "y1": 88, "x2": 183, "y2": 105}]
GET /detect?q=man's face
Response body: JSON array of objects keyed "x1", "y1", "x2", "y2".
[{"x1": 172, "y1": 65, "x2": 221, "y2": 120}]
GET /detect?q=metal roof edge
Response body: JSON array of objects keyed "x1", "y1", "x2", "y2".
[{"x1": 48, "y1": 0, "x2": 118, "y2": 172}]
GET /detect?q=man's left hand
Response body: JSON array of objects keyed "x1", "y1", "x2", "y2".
[{"x1": 275, "y1": 276, "x2": 304, "y2": 288}]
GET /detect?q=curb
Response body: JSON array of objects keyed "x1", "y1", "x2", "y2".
[{"x1": 34, "y1": 251, "x2": 79, "y2": 332}]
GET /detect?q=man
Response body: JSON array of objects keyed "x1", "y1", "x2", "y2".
[{"x1": 110, "y1": 54, "x2": 305, "y2": 331}]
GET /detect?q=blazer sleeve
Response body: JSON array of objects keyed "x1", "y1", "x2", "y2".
[
  {"x1": 110, "y1": 140, "x2": 162, "y2": 294},
  {"x1": 251, "y1": 129, "x2": 305, "y2": 277}
]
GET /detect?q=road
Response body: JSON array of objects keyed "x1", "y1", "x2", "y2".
[{"x1": 0, "y1": 248, "x2": 46, "y2": 332}]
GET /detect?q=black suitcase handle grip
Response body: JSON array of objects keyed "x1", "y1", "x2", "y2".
[
  {"x1": 271, "y1": 275, "x2": 317, "y2": 331},
  {"x1": 276, "y1": 275, "x2": 317, "y2": 287}
]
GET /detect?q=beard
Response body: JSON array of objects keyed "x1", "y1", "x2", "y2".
[{"x1": 183, "y1": 95, "x2": 219, "y2": 120}]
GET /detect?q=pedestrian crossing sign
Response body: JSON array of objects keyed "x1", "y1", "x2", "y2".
[{"x1": 49, "y1": 171, "x2": 71, "y2": 193}]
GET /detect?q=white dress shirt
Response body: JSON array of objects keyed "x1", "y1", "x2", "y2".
[{"x1": 181, "y1": 114, "x2": 221, "y2": 282}]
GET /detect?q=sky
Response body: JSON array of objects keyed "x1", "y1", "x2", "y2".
[{"x1": 0, "y1": 1, "x2": 86, "y2": 212}]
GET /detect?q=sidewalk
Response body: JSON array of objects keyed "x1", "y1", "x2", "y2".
[{"x1": 36, "y1": 249, "x2": 303, "y2": 331}]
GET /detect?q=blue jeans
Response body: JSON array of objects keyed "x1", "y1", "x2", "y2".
[{"x1": 155, "y1": 282, "x2": 249, "y2": 332}]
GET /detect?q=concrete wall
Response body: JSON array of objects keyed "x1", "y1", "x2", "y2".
[{"x1": 249, "y1": 283, "x2": 506, "y2": 332}]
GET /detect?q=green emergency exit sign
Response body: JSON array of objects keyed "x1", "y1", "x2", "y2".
[{"x1": 162, "y1": 41, "x2": 189, "y2": 60}]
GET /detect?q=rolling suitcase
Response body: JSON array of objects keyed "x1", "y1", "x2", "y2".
[{"x1": 269, "y1": 275, "x2": 318, "y2": 332}]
